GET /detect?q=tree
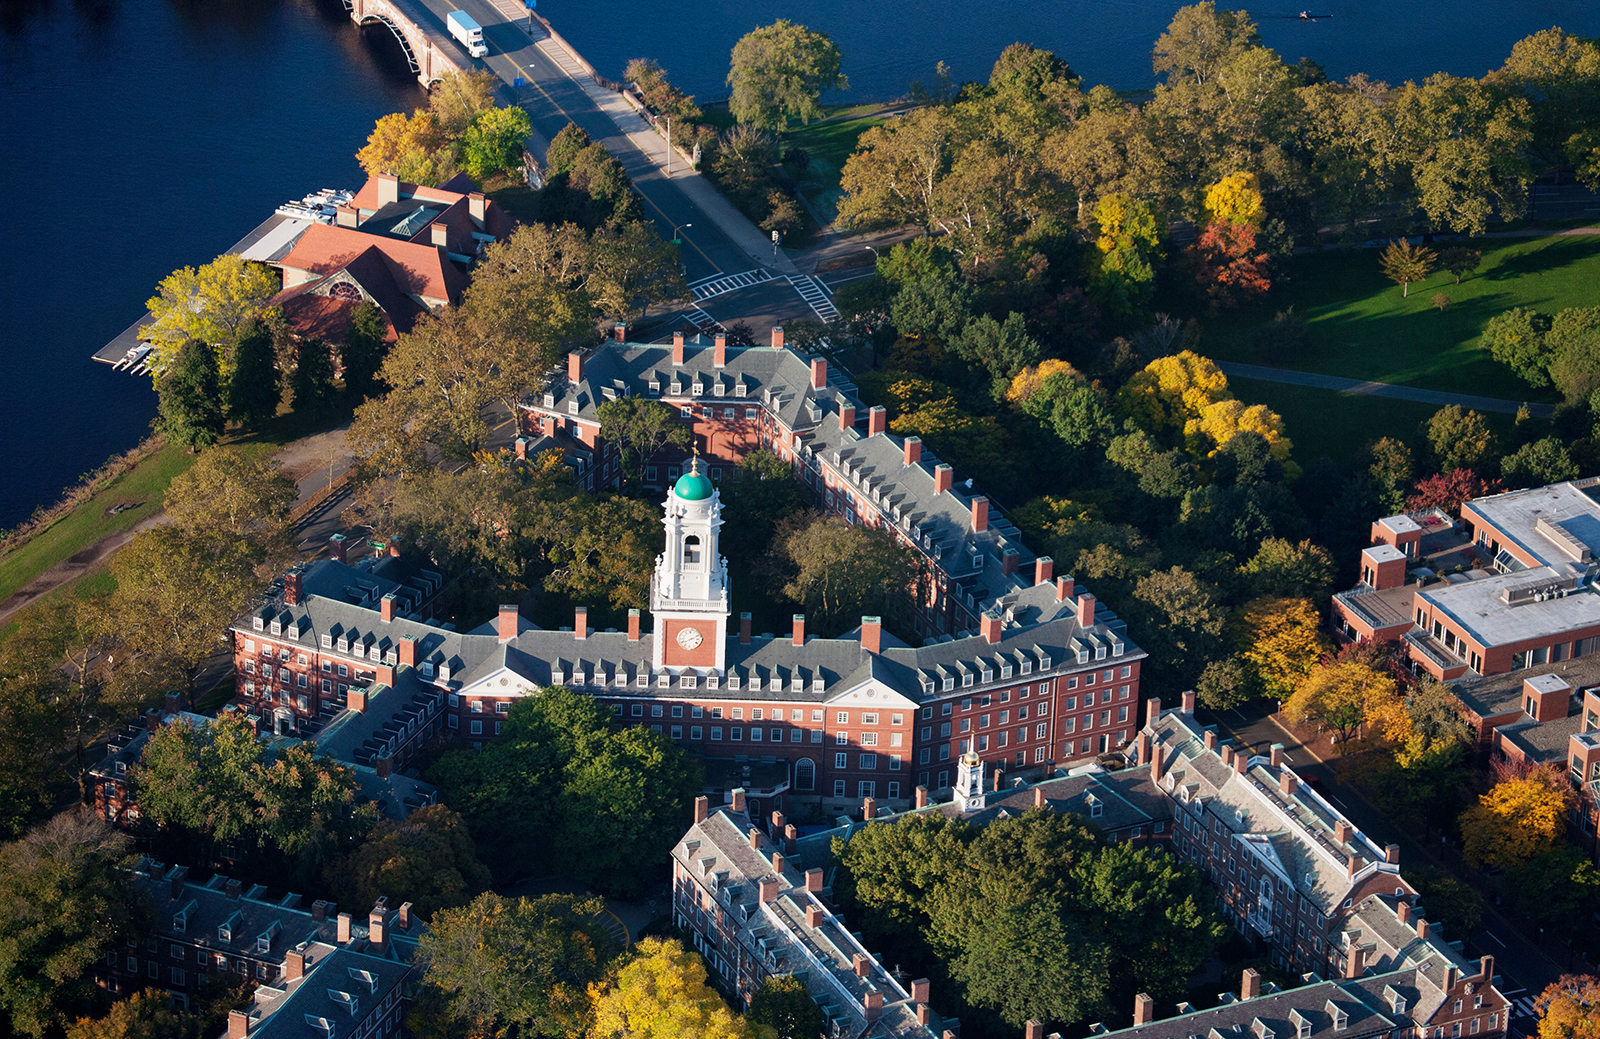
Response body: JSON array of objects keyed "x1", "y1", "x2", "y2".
[
  {"x1": 1406, "y1": 469, "x2": 1494, "y2": 514},
  {"x1": 292, "y1": 337, "x2": 337, "y2": 414},
  {"x1": 1116, "y1": 351, "x2": 1231, "y2": 443},
  {"x1": 1535, "y1": 975, "x2": 1600, "y2": 1039},
  {"x1": 1482, "y1": 307, "x2": 1553, "y2": 386},
  {"x1": 1196, "y1": 656, "x2": 1258, "y2": 710},
  {"x1": 1379, "y1": 239, "x2": 1436, "y2": 297},
  {"x1": 719, "y1": 448, "x2": 810, "y2": 563},
  {"x1": 1546, "y1": 306, "x2": 1600, "y2": 402},
  {"x1": 1426, "y1": 406, "x2": 1498, "y2": 474},
  {"x1": 65, "y1": 990, "x2": 192, "y2": 1039},
  {"x1": 546, "y1": 123, "x2": 593, "y2": 177},
  {"x1": 428, "y1": 68, "x2": 500, "y2": 137},
  {"x1": 461, "y1": 105, "x2": 533, "y2": 182},
  {"x1": 108, "y1": 527, "x2": 258, "y2": 706},
  {"x1": 1190, "y1": 219, "x2": 1271, "y2": 313},
  {"x1": 0, "y1": 672, "x2": 66, "y2": 838},
  {"x1": 1088, "y1": 194, "x2": 1165, "y2": 316},
  {"x1": 1389, "y1": 75, "x2": 1533, "y2": 235},
  {"x1": 161, "y1": 447, "x2": 296, "y2": 571},
  {"x1": 1129, "y1": 566, "x2": 1228, "y2": 696},
  {"x1": 1185, "y1": 397, "x2": 1293, "y2": 466},
  {"x1": 1501, "y1": 437, "x2": 1578, "y2": 488},
  {"x1": 748, "y1": 975, "x2": 824, "y2": 1039},
  {"x1": 1492, "y1": 27, "x2": 1600, "y2": 185},
  {"x1": 417, "y1": 891, "x2": 613, "y2": 1038},
  {"x1": 1240, "y1": 537, "x2": 1334, "y2": 601},
  {"x1": 769, "y1": 515, "x2": 916, "y2": 635},
  {"x1": 832, "y1": 812, "x2": 972, "y2": 950},
  {"x1": 1234, "y1": 597, "x2": 1328, "y2": 699},
  {"x1": 341, "y1": 301, "x2": 388, "y2": 401},
  {"x1": 1406, "y1": 867, "x2": 1483, "y2": 939},
  {"x1": 134, "y1": 713, "x2": 267, "y2": 851},
  {"x1": 1439, "y1": 246, "x2": 1482, "y2": 284},
  {"x1": 954, "y1": 311, "x2": 1042, "y2": 383},
  {"x1": 144, "y1": 254, "x2": 279, "y2": 369},
  {"x1": 595, "y1": 398, "x2": 690, "y2": 485},
  {"x1": 1283, "y1": 659, "x2": 1397, "y2": 743},
  {"x1": 227, "y1": 317, "x2": 281, "y2": 427},
  {"x1": 588, "y1": 219, "x2": 689, "y2": 322},
  {"x1": 591, "y1": 938, "x2": 755, "y2": 1039},
  {"x1": 157, "y1": 339, "x2": 226, "y2": 450},
  {"x1": 727, "y1": 20, "x2": 848, "y2": 130},
  {"x1": 1459, "y1": 774, "x2": 1568, "y2": 870},
  {"x1": 336, "y1": 806, "x2": 492, "y2": 921},
  {"x1": 356, "y1": 109, "x2": 454, "y2": 184},
  {"x1": 0, "y1": 811, "x2": 144, "y2": 1038},
  {"x1": 1151, "y1": 2, "x2": 1262, "y2": 86},
  {"x1": 1204, "y1": 172, "x2": 1265, "y2": 226},
  {"x1": 543, "y1": 495, "x2": 661, "y2": 618},
  {"x1": 1506, "y1": 845, "x2": 1600, "y2": 942}
]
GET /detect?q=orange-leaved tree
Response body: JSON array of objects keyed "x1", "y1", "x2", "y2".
[
  {"x1": 1534, "y1": 974, "x2": 1600, "y2": 1039},
  {"x1": 1459, "y1": 771, "x2": 1570, "y2": 870}
]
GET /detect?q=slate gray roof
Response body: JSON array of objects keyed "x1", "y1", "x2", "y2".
[
  {"x1": 244, "y1": 945, "x2": 415, "y2": 1039},
  {"x1": 1341, "y1": 894, "x2": 1472, "y2": 982},
  {"x1": 1143, "y1": 711, "x2": 1399, "y2": 916},
  {"x1": 1091, "y1": 973, "x2": 1401, "y2": 1039},
  {"x1": 1449, "y1": 655, "x2": 1600, "y2": 720},
  {"x1": 129, "y1": 862, "x2": 342, "y2": 963}
]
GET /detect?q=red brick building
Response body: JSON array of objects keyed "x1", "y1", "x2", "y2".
[{"x1": 227, "y1": 461, "x2": 1146, "y2": 813}]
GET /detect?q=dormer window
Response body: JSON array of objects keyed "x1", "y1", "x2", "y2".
[
  {"x1": 252, "y1": 616, "x2": 264, "y2": 631},
  {"x1": 568, "y1": 401, "x2": 578, "y2": 415},
  {"x1": 649, "y1": 381, "x2": 660, "y2": 395},
  {"x1": 1001, "y1": 664, "x2": 1013, "y2": 679},
  {"x1": 321, "y1": 634, "x2": 333, "y2": 648},
  {"x1": 270, "y1": 620, "x2": 282, "y2": 636},
  {"x1": 544, "y1": 393, "x2": 555, "y2": 407}
]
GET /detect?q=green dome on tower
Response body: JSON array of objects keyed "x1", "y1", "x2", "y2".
[{"x1": 674, "y1": 457, "x2": 713, "y2": 501}]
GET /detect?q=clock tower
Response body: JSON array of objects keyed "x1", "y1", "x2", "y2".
[{"x1": 652, "y1": 457, "x2": 731, "y2": 674}]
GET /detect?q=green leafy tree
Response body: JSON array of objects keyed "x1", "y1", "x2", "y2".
[
  {"x1": 954, "y1": 311, "x2": 1043, "y2": 383},
  {"x1": 65, "y1": 989, "x2": 195, "y2": 1039},
  {"x1": 546, "y1": 123, "x2": 594, "y2": 177},
  {"x1": 1089, "y1": 194, "x2": 1165, "y2": 316},
  {"x1": 1151, "y1": 2, "x2": 1262, "y2": 86},
  {"x1": 134, "y1": 713, "x2": 268, "y2": 850},
  {"x1": 832, "y1": 812, "x2": 972, "y2": 951},
  {"x1": 0, "y1": 672, "x2": 65, "y2": 838},
  {"x1": 461, "y1": 105, "x2": 534, "y2": 182},
  {"x1": 1129, "y1": 566, "x2": 1228, "y2": 697},
  {"x1": 1425, "y1": 405, "x2": 1498, "y2": 475},
  {"x1": 227, "y1": 317, "x2": 281, "y2": 428},
  {"x1": 727, "y1": 20, "x2": 848, "y2": 130},
  {"x1": 720, "y1": 448, "x2": 810, "y2": 563},
  {"x1": 1196, "y1": 656, "x2": 1258, "y2": 711},
  {"x1": 144, "y1": 254, "x2": 278, "y2": 369},
  {"x1": 341, "y1": 301, "x2": 388, "y2": 401},
  {"x1": 768, "y1": 515, "x2": 917, "y2": 636},
  {"x1": 1406, "y1": 867, "x2": 1482, "y2": 939},
  {"x1": 292, "y1": 337, "x2": 337, "y2": 414},
  {"x1": 1483, "y1": 307, "x2": 1553, "y2": 386},
  {"x1": 1546, "y1": 306, "x2": 1600, "y2": 403},
  {"x1": 416, "y1": 891, "x2": 613, "y2": 1037},
  {"x1": 1438, "y1": 246, "x2": 1482, "y2": 284},
  {"x1": 1502, "y1": 437, "x2": 1578, "y2": 488},
  {"x1": 1379, "y1": 239, "x2": 1436, "y2": 297},
  {"x1": 596, "y1": 397, "x2": 691, "y2": 485},
  {"x1": 1389, "y1": 74, "x2": 1533, "y2": 235},
  {"x1": 1368, "y1": 437, "x2": 1415, "y2": 515},
  {"x1": 588, "y1": 219, "x2": 689, "y2": 323},
  {"x1": 1239, "y1": 537, "x2": 1334, "y2": 601},
  {"x1": 749, "y1": 975, "x2": 825, "y2": 1039},
  {"x1": 428, "y1": 68, "x2": 500, "y2": 137},
  {"x1": 158, "y1": 338, "x2": 226, "y2": 450},
  {"x1": 1506, "y1": 844, "x2": 1600, "y2": 941},
  {"x1": 161, "y1": 447, "x2": 297, "y2": 573},
  {"x1": 543, "y1": 494, "x2": 662, "y2": 618},
  {"x1": 0, "y1": 811, "x2": 146, "y2": 1038}
]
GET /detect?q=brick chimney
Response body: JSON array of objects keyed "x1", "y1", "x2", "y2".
[
  {"x1": 772, "y1": 326, "x2": 785, "y2": 351},
  {"x1": 1182, "y1": 690, "x2": 1196, "y2": 714},
  {"x1": 515, "y1": 436, "x2": 529, "y2": 460},
  {"x1": 759, "y1": 877, "x2": 780, "y2": 902},
  {"x1": 228, "y1": 1010, "x2": 250, "y2": 1039},
  {"x1": 793, "y1": 614, "x2": 806, "y2": 646},
  {"x1": 714, "y1": 333, "x2": 727, "y2": 367},
  {"x1": 912, "y1": 979, "x2": 931, "y2": 1003},
  {"x1": 1221, "y1": 745, "x2": 1234, "y2": 768},
  {"x1": 868, "y1": 405, "x2": 887, "y2": 436},
  {"x1": 389, "y1": 536, "x2": 402, "y2": 559},
  {"x1": 805, "y1": 867, "x2": 823, "y2": 892},
  {"x1": 731, "y1": 788, "x2": 746, "y2": 813},
  {"x1": 380, "y1": 592, "x2": 396, "y2": 623},
  {"x1": 1077, "y1": 593, "x2": 1096, "y2": 628},
  {"x1": 168, "y1": 866, "x2": 189, "y2": 899},
  {"x1": 1002, "y1": 548, "x2": 1019, "y2": 575},
  {"x1": 1270, "y1": 744, "x2": 1284, "y2": 768},
  {"x1": 971, "y1": 496, "x2": 990, "y2": 533},
  {"x1": 398, "y1": 637, "x2": 416, "y2": 668},
  {"x1": 1134, "y1": 994, "x2": 1155, "y2": 1025},
  {"x1": 430, "y1": 220, "x2": 449, "y2": 248},
  {"x1": 749, "y1": 827, "x2": 762, "y2": 850},
  {"x1": 810, "y1": 356, "x2": 825, "y2": 388},
  {"x1": 740, "y1": 612, "x2": 752, "y2": 644},
  {"x1": 568, "y1": 350, "x2": 584, "y2": 383},
  {"x1": 1444, "y1": 965, "x2": 1459, "y2": 991},
  {"x1": 772, "y1": 850, "x2": 786, "y2": 874},
  {"x1": 1478, "y1": 955, "x2": 1494, "y2": 983},
  {"x1": 853, "y1": 953, "x2": 870, "y2": 977},
  {"x1": 865, "y1": 992, "x2": 883, "y2": 1020},
  {"x1": 499, "y1": 604, "x2": 518, "y2": 642},
  {"x1": 1344, "y1": 943, "x2": 1366, "y2": 979},
  {"x1": 397, "y1": 902, "x2": 412, "y2": 931},
  {"x1": 468, "y1": 190, "x2": 486, "y2": 224},
  {"x1": 785, "y1": 824, "x2": 798, "y2": 852},
  {"x1": 348, "y1": 687, "x2": 367, "y2": 714},
  {"x1": 918, "y1": 1005, "x2": 931, "y2": 1026},
  {"x1": 575, "y1": 606, "x2": 588, "y2": 640},
  {"x1": 164, "y1": 691, "x2": 181, "y2": 717},
  {"x1": 1416, "y1": 918, "x2": 1430, "y2": 940},
  {"x1": 862, "y1": 797, "x2": 876, "y2": 820},
  {"x1": 1026, "y1": 1022, "x2": 1045, "y2": 1039},
  {"x1": 1385, "y1": 843, "x2": 1400, "y2": 864},
  {"x1": 1035, "y1": 556, "x2": 1053, "y2": 586},
  {"x1": 1397, "y1": 901, "x2": 1412, "y2": 924},
  {"x1": 225, "y1": 878, "x2": 242, "y2": 900},
  {"x1": 1347, "y1": 854, "x2": 1364, "y2": 880},
  {"x1": 1242, "y1": 967, "x2": 1261, "y2": 1000},
  {"x1": 1033, "y1": 785, "x2": 1046, "y2": 808},
  {"x1": 1334, "y1": 820, "x2": 1353, "y2": 844},
  {"x1": 337, "y1": 912, "x2": 352, "y2": 944},
  {"x1": 672, "y1": 331, "x2": 685, "y2": 365},
  {"x1": 904, "y1": 436, "x2": 923, "y2": 466},
  {"x1": 861, "y1": 616, "x2": 882, "y2": 654},
  {"x1": 1136, "y1": 732, "x2": 1152, "y2": 766},
  {"x1": 613, "y1": 322, "x2": 626, "y2": 343},
  {"x1": 286, "y1": 946, "x2": 306, "y2": 981},
  {"x1": 328, "y1": 533, "x2": 347, "y2": 563},
  {"x1": 369, "y1": 907, "x2": 387, "y2": 950},
  {"x1": 1205, "y1": 730, "x2": 1218, "y2": 751},
  {"x1": 376, "y1": 754, "x2": 393, "y2": 778},
  {"x1": 693, "y1": 796, "x2": 709, "y2": 824},
  {"x1": 628, "y1": 608, "x2": 641, "y2": 641},
  {"x1": 1150, "y1": 741, "x2": 1166, "y2": 782},
  {"x1": 1234, "y1": 750, "x2": 1248, "y2": 775},
  {"x1": 376, "y1": 663, "x2": 395, "y2": 688},
  {"x1": 806, "y1": 904, "x2": 824, "y2": 927},
  {"x1": 770, "y1": 809, "x2": 785, "y2": 835},
  {"x1": 377, "y1": 172, "x2": 400, "y2": 206},
  {"x1": 1280, "y1": 772, "x2": 1298, "y2": 796},
  {"x1": 335, "y1": 204, "x2": 358, "y2": 228},
  {"x1": 839, "y1": 402, "x2": 856, "y2": 431},
  {"x1": 933, "y1": 463, "x2": 953, "y2": 495},
  {"x1": 285, "y1": 567, "x2": 303, "y2": 606},
  {"x1": 915, "y1": 785, "x2": 928, "y2": 809},
  {"x1": 981, "y1": 611, "x2": 1003, "y2": 644}
]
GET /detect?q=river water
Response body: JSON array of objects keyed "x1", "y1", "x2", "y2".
[{"x1": 1, "y1": 0, "x2": 1596, "y2": 530}]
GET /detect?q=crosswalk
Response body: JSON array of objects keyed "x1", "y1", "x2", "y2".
[
  {"x1": 787, "y1": 274, "x2": 840, "y2": 321},
  {"x1": 1509, "y1": 995, "x2": 1538, "y2": 1019},
  {"x1": 683, "y1": 307, "x2": 721, "y2": 333},
  {"x1": 689, "y1": 268, "x2": 775, "y2": 301}
]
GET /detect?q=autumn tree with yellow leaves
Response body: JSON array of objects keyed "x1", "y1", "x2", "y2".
[
  {"x1": 1283, "y1": 659, "x2": 1398, "y2": 743},
  {"x1": 1204, "y1": 172, "x2": 1266, "y2": 227},
  {"x1": 1459, "y1": 772, "x2": 1570, "y2": 870},
  {"x1": 1534, "y1": 974, "x2": 1600, "y2": 1039},
  {"x1": 589, "y1": 938, "x2": 761, "y2": 1039},
  {"x1": 1115, "y1": 351, "x2": 1293, "y2": 465},
  {"x1": 1233, "y1": 597, "x2": 1328, "y2": 699}
]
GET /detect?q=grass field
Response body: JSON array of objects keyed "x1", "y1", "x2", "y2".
[
  {"x1": 1205, "y1": 235, "x2": 1600, "y2": 401},
  {"x1": 0, "y1": 444, "x2": 192, "y2": 605},
  {"x1": 1225, "y1": 377, "x2": 1517, "y2": 469}
]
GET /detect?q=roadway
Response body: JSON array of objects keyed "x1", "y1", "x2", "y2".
[
  {"x1": 1203, "y1": 699, "x2": 1582, "y2": 1035},
  {"x1": 398, "y1": 0, "x2": 751, "y2": 281}
]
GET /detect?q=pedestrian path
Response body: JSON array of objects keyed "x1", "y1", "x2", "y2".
[
  {"x1": 1217, "y1": 361, "x2": 1555, "y2": 418},
  {"x1": 690, "y1": 269, "x2": 775, "y2": 301},
  {"x1": 788, "y1": 275, "x2": 839, "y2": 321},
  {"x1": 1507, "y1": 994, "x2": 1538, "y2": 1019}
]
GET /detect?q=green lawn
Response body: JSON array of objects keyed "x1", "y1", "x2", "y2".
[
  {"x1": 0, "y1": 444, "x2": 193, "y2": 605},
  {"x1": 1205, "y1": 235, "x2": 1600, "y2": 401},
  {"x1": 1227, "y1": 377, "x2": 1517, "y2": 469},
  {"x1": 780, "y1": 106, "x2": 889, "y2": 196}
]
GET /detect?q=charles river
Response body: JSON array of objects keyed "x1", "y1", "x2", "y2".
[{"x1": 1, "y1": 0, "x2": 1596, "y2": 529}]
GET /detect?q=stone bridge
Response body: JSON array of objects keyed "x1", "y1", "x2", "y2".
[{"x1": 345, "y1": 0, "x2": 466, "y2": 87}]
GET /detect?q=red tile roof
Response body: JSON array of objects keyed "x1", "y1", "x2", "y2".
[
  {"x1": 278, "y1": 224, "x2": 467, "y2": 305},
  {"x1": 350, "y1": 174, "x2": 515, "y2": 241}
]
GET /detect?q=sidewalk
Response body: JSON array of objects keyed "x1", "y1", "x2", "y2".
[{"x1": 1218, "y1": 361, "x2": 1556, "y2": 418}]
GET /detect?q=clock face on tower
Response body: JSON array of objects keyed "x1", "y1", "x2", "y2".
[{"x1": 675, "y1": 626, "x2": 704, "y2": 650}]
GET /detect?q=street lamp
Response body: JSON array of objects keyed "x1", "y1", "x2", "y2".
[
  {"x1": 665, "y1": 114, "x2": 673, "y2": 177},
  {"x1": 863, "y1": 244, "x2": 881, "y2": 258},
  {"x1": 671, "y1": 222, "x2": 692, "y2": 245}
]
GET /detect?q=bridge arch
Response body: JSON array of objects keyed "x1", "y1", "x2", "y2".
[{"x1": 346, "y1": 0, "x2": 465, "y2": 87}]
